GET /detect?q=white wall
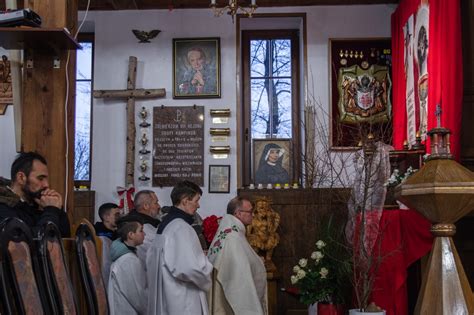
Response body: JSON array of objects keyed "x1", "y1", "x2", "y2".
[
  {"x1": 0, "y1": 4, "x2": 395, "y2": 220},
  {"x1": 0, "y1": 48, "x2": 17, "y2": 178},
  {"x1": 88, "y1": 9, "x2": 238, "y2": 221},
  {"x1": 0, "y1": 105, "x2": 17, "y2": 178}
]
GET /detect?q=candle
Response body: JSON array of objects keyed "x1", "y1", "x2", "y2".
[
  {"x1": 211, "y1": 0, "x2": 216, "y2": 5},
  {"x1": 251, "y1": 0, "x2": 256, "y2": 5}
]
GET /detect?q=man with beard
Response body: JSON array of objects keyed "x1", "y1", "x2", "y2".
[{"x1": 0, "y1": 152, "x2": 70, "y2": 236}]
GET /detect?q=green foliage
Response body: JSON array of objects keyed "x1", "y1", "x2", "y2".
[{"x1": 290, "y1": 215, "x2": 352, "y2": 305}]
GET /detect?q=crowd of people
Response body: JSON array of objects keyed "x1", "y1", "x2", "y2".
[{"x1": 0, "y1": 152, "x2": 268, "y2": 315}]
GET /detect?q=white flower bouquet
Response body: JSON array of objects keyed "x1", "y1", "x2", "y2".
[{"x1": 289, "y1": 239, "x2": 350, "y2": 305}]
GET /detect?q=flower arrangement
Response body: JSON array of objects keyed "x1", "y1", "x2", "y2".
[
  {"x1": 290, "y1": 238, "x2": 351, "y2": 306},
  {"x1": 202, "y1": 215, "x2": 222, "y2": 245},
  {"x1": 385, "y1": 166, "x2": 417, "y2": 187}
]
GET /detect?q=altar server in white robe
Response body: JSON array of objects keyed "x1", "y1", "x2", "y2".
[
  {"x1": 108, "y1": 220, "x2": 147, "y2": 315},
  {"x1": 146, "y1": 181, "x2": 213, "y2": 315},
  {"x1": 207, "y1": 197, "x2": 268, "y2": 315}
]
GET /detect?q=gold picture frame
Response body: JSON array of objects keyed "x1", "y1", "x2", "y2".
[{"x1": 173, "y1": 37, "x2": 221, "y2": 99}]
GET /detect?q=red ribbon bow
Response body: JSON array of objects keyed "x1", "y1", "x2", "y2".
[{"x1": 117, "y1": 186, "x2": 135, "y2": 215}]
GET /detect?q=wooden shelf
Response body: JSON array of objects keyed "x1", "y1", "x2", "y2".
[{"x1": 0, "y1": 27, "x2": 81, "y2": 50}]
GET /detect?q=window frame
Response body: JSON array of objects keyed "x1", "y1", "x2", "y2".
[
  {"x1": 241, "y1": 29, "x2": 301, "y2": 186},
  {"x1": 74, "y1": 33, "x2": 94, "y2": 187}
]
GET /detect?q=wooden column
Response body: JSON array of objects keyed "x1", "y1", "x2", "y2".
[{"x1": 21, "y1": 0, "x2": 78, "y2": 218}]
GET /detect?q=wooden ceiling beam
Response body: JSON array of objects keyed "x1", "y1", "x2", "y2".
[
  {"x1": 107, "y1": 0, "x2": 138, "y2": 10},
  {"x1": 2, "y1": 0, "x2": 398, "y2": 11}
]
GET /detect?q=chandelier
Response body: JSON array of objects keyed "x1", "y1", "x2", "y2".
[{"x1": 210, "y1": 0, "x2": 258, "y2": 23}]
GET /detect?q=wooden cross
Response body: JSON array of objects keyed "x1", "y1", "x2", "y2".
[{"x1": 93, "y1": 56, "x2": 165, "y2": 186}]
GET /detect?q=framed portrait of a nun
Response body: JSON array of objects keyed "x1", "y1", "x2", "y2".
[{"x1": 253, "y1": 139, "x2": 291, "y2": 186}]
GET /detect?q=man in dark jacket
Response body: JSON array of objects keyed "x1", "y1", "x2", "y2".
[
  {"x1": 94, "y1": 202, "x2": 120, "y2": 240},
  {"x1": 0, "y1": 152, "x2": 70, "y2": 236}
]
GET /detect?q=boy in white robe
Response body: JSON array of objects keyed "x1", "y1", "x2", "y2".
[
  {"x1": 108, "y1": 220, "x2": 147, "y2": 315},
  {"x1": 121, "y1": 190, "x2": 161, "y2": 267},
  {"x1": 207, "y1": 197, "x2": 268, "y2": 315},
  {"x1": 147, "y1": 181, "x2": 213, "y2": 315}
]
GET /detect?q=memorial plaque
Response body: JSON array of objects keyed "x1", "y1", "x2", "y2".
[{"x1": 153, "y1": 106, "x2": 204, "y2": 187}]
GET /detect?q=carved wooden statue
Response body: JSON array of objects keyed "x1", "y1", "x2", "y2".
[{"x1": 246, "y1": 197, "x2": 280, "y2": 272}]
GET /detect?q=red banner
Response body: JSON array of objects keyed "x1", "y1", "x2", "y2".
[{"x1": 391, "y1": 0, "x2": 462, "y2": 160}]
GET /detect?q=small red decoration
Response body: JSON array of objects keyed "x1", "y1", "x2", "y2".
[
  {"x1": 282, "y1": 286, "x2": 300, "y2": 297},
  {"x1": 117, "y1": 186, "x2": 135, "y2": 215},
  {"x1": 202, "y1": 215, "x2": 222, "y2": 244}
]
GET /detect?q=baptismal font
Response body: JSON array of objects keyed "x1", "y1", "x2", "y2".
[{"x1": 395, "y1": 106, "x2": 474, "y2": 314}]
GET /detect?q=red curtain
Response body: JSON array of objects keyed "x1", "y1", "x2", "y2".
[
  {"x1": 371, "y1": 209, "x2": 433, "y2": 315},
  {"x1": 391, "y1": 0, "x2": 463, "y2": 160}
]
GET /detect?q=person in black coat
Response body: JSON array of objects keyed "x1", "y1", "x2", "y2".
[
  {"x1": 94, "y1": 202, "x2": 121, "y2": 240},
  {"x1": 0, "y1": 152, "x2": 70, "y2": 236}
]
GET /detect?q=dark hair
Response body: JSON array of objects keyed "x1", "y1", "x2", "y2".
[
  {"x1": 170, "y1": 180, "x2": 202, "y2": 206},
  {"x1": 116, "y1": 221, "x2": 141, "y2": 242},
  {"x1": 11, "y1": 152, "x2": 47, "y2": 182},
  {"x1": 227, "y1": 196, "x2": 250, "y2": 215},
  {"x1": 134, "y1": 190, "x2": 155, "y2": 211},
  {"x1": 98, "y1": 202, "x2": 119, "y2": 221},
  {"x1": 116, "y1": 214, "x2": 144, "y2": 227}
]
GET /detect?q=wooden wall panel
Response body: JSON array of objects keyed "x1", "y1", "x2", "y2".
[
  {"x1": 73, "y1": 191, "x2": 96, "y2": 226},
  {"x1": 21, "y1": 0, "x2": 78, "y2": 220},
  {"x1": 456, "y1": 0, "x2": 474, "y2": 294},
  {"x1": 238, "y1": 188, "x2": 350, "y2": 315},
  {"x1": 461, "y1": 0, "x2": 474, "y2": 170}
]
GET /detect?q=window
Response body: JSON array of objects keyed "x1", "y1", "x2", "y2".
[
  {"x1": 74, "y1": 34, "x2": 94, "y2": 185},
  {"x1": 241, "y1": 30, "x2": 301, "y2": 186}
]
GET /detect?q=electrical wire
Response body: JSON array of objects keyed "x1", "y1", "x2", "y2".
[{"x1": 64, "y1": 0, "x2": 91, "y2": 210}]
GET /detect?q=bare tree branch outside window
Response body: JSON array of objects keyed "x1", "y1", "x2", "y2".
[
  {"x1": 74, "y1": 41, "x2": 93, "y2": 182},
  {"x1": 250, "y1": 39, "x2": 292, "y2": 139}
]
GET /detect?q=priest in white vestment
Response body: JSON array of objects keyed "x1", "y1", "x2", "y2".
[
  {"x1": 146, "y1": 181, "x2": 213, "y2": 315},
  {"x1": 207, "y1": 197, "x2": 268, "y2": 315}
]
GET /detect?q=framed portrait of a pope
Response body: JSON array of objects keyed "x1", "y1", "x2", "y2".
[{"x1": 173, "y1": 37, "x2": 221, "y2": 99}]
